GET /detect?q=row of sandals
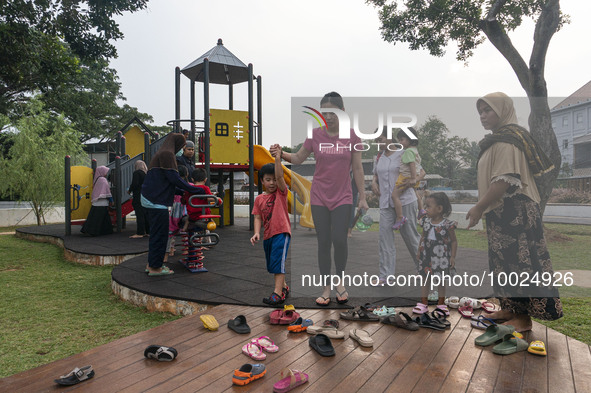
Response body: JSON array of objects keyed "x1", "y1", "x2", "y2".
[{"x1": 53, "y1": 300, "x2": 545, "y2": 388}]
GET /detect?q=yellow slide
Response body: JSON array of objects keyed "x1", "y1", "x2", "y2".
[{"x1": 253, "y1": 145, "x2": 314, "y2": 228}]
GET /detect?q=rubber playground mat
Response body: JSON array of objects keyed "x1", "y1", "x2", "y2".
[{"x1": 18, "y1": 218, "x2": 492, "y2": 309}]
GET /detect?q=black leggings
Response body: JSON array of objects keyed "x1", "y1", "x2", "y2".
[{"x1": 311, "y1": 204, "x2": 352, "y2": 277}]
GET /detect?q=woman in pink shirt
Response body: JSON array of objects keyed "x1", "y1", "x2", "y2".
[{"x1": 275, "y1": 92, "x2": 368, "y2": 306}]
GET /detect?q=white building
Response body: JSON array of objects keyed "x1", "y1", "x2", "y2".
[{"x1": 551, "y1": 80, "x2": 591, "y2": 178}]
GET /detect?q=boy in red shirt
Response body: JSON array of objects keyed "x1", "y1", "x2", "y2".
[{"x1": 251, "y1": 146, "x2": 291, "y2": 305}]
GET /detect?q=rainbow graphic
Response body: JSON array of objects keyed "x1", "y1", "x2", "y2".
[{"x1": 302, "y1": 106, "x2": 327, "y2": 129}]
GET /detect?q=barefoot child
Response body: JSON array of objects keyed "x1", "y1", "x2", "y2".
[
  {"x1": 250, "y1": 145, "x2": 291, "y2": 306},
  {"x1": 416, "y1": 192, "x2": 457, "y2": 310},
  {"x1": 391, "y1": 128, "x2": 425, "y2": 229}
]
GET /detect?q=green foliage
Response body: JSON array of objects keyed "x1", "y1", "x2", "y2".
[
  {"x1": 367, "y1": 0, "x2": 566, "y2": 208},
  {"x1": 0, "y1": 99, "x2": 88, "y2": 224},
  {"x1": 0, "y1": 25, "x2": 80, "y2": 113},
  {"x1": 39, "y1": 59, "x2": 154, "y2": 141},
  {"x1": 147, "y1": 124, "x2": 173, "y2": 136},
  {"x1": 0, "y1": 1, "x2": 156, "y2": 141},
  {"x1": 417, "y1": 116, "x2": 473, "y2": 188},
  {"x1": 366, "y1": 0, "x2": 567, "y2": 62},
  {"x1": 0, "y1": 0, "x2": 148, "y2": 61}
]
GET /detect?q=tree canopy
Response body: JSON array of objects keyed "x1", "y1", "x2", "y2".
[
  {"x1": 0, "y1": 0, "x2": 153, "y2": 141},
  {"x1": 0, "y1": 99, "x2": 88, "y2": 224},
  {"x1": 367, "y1": 0, "x2": 566, "y2": 208}
]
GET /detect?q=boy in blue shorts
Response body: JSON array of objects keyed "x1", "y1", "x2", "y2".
[{"x1": 250, "y1": 145, "x2": 291, "y2": 305}]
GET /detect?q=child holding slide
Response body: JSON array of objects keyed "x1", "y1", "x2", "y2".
[{"x1": 250, "y1": 144, "x2": 291, "y2": 306}]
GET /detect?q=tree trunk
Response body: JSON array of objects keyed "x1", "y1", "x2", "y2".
[
  {"x1": 481, "y1": 0, "x2": 561, "y2": 214},
  {"x1": 527, "y1": 96, "x2": 561, "y2": 213},
  {"x1": 32, "y1": 201, "x2": 42, "y2": 226}
]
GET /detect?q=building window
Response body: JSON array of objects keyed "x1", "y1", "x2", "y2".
[
  {"x1": 563, "y1": 139, "x2": 569, "y2": 149},
  {"x1": 577, "y1": 113, "x2": 584, "y2": 124},
  {"x1": 563, "y1": 116, "x2": 569, "y2": 127}
]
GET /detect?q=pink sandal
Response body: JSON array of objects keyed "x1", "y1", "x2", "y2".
[
  {"x1": 435, "y1": 304, "x2": 450, "y2": 316},
  {"x1": 273, "y1": 368, "x2": 309, "y2": 393},
  {"x1": 279, "y1": 310, "x2": 300, "y2": 325},
  {"x1": 412, "y1": 302, "x2": 428, "y2": 315},
  {"x1": 269, "y1": 309, "x2": 284, "y2": 325},
  {"x1": 482, "y1": 301, "x2": 500, "y2": 313},
  {"x1": 242, "y1": 342, "x2": 266, "y2": 360},
  {"x1": 458, "y1": 305, "x2": 474, "y2": 318},
  {"x1": 251, "y1": 336, "x2": 279, "y2": 353}
]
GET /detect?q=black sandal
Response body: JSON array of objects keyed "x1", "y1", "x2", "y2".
[
  {"x1": 382, "y1": 312, "x2": 419, "y2": 331},
  {"x1": 415, "y1": 313, "x2": 446, "y2": 331},
  {"x1": 339, "y1": 306, "x2": 379, "y2": 322},
  {"x1": 336, "y1": 290, "x2": 349, "y2": 304},
  {"x1": 54, "y1": 366, "x2": 95, "y2": 385},
  {"x1": 431, "y1": 310, "x2": 451, "y2": 328}
]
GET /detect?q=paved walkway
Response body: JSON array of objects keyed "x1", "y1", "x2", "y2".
[{"x1": 543, "y1": 216, "x2": 591, "y2": 225}]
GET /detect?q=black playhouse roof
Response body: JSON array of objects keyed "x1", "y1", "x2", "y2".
[{"x1": 181, "y1": 39, "x2": 249, "y2": 84}]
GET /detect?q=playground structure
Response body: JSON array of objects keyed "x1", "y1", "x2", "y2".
[{"x1": 65, "y1": 39, "x2": 315, "y2": 267}]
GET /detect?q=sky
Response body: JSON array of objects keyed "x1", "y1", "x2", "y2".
[{"x1": 110, "y1": 0, "x2": 591, "y2": 148}]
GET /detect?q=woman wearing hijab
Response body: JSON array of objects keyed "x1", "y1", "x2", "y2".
[
  {"x1": 129, "y1": 160, "x2": 149, "y2": 239},
  {"x1": 141, "y1": 133, "x2": 205, "y2": 276},
  {"x1": 81, "y1": 166, "x2": 113, "y2": 236},
  {"x1": 466, "y1": 92, "x2": 562, "y2": 332}
]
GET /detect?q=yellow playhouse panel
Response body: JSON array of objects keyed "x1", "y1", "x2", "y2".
[
  {"x1": 70, "y1": 166, "x2": 94, "y2": 220},
  {"x1": 124, "y1": 125, "x2": 145, "y2": 159},
  {"x1": 209, "y1": 109, "x2": 249, "y2": 165}
]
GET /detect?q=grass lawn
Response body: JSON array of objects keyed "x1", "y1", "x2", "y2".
[{"x1": 0, "y1": 234, "x2": 182, "y2": 378}]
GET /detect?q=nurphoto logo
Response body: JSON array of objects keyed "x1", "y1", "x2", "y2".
[{"x1": 302, "y1": 106, "x2": 418, "y2": 152}]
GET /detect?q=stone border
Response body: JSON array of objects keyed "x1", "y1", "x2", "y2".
[
  {"x1": 111, "y1": 280, "x2": 213, "y2": 316},
  {"x1": 15, "y1": 231, "x2": 145, "y2": 266}
]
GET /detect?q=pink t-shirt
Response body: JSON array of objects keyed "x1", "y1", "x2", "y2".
[
  {"x1": 252, "y1": 186, "x2": 291, "y2": 240},
  {"x1": 303, "y1": 127, "x2": 362, "y2": 211}
]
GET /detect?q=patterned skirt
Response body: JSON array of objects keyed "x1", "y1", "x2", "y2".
[{"x1": 485, "y1": 194, "x2": 563, "y2": 320}]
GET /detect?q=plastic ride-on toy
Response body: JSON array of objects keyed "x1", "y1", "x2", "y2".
[{"x1": 179, "y1": 194, "x2": 222, "y2": 273}]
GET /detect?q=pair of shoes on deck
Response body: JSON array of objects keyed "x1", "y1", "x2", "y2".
[{"x1": 232, "y1": 364, "x2": 309, "y2": 391}]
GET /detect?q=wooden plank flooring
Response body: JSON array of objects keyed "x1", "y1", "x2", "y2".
[{"x1": 2, "y1": 304, "x2": 589, "y2": 393}]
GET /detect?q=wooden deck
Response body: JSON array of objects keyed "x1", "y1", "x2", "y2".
[{"x1": 2, "y1": 304, "x2": 590, "y2": 393}]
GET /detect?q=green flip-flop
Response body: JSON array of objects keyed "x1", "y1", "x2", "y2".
[
  {"x1": 148, "y1": 267, "x2": 174, "y2": 276},
  {"x1": 492, "y1": 333, "x2": 529, "y2": 355},
  {"x1": 475, "y1": 324, "x2": 514, "y2": 346}
]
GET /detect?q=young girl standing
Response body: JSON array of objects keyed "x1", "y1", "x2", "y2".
[{"x1": 416, "y1": 192, "x2": 457, "y2": 309}]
